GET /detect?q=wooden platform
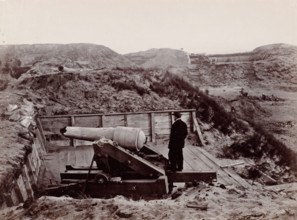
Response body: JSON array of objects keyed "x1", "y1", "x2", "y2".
[
  {"x1": 155, "y1": 144, "x2": 251, "y2": 189},
  {"x1": 41, "y1": 143, "x2": 250, "y2": 189}
]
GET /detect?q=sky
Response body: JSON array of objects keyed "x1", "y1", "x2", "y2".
[{"x1": 0, "y1": 0, "x2": 296, "y2": 54}]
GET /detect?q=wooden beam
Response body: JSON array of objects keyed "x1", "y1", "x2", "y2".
[
  {"x1": 150, "y1": 113, "x2": 155, "y2": 142},
  {"x1": 124, "y1": 114, "x2": 128, "y2": 126},
  {"x1": 61, "y1": 170, "x2": 105, "y2": 180},
  {"x1": 193, "y1": 117, "x2": 205, "y2": 147},
  {"x1": 39, "y1": 109, "x2": 196, "y2": 119},
  {"x1": 70, "y1": 116, "x2": 75, "y2": 147},
  {"x1": 36, "y1": 118, "x2": 47, "y2": 153},
  {"x1": 94, "y1": 141, "x2": 165, "y2": 177},
  {"x1": 167, "y1": 171, "x2": 216, "y2": 183},
  {"x1": 191, "y1": 111, "x2": 196, "y2": 133},
  {"x1": 170, "y1": 112, "x2": 174, "y2": 125},
  {"x1": 84, "y1": 176, "x2": 168, "y2": 197},
  {"x1": 197, "y1": 147, "x2": 251, "y2": 189},
  {"x1": 101, "y1": 115, "x2": 104, "y2": 127}
]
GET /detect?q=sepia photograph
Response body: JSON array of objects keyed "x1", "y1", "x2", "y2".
[{"x1": 0, "y1": 0, "x2": 296, "y2": 219}]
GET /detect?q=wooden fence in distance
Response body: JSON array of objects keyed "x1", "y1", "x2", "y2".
[{"x1": 38, "y1": 109, "x2": 198, "y2": 148}]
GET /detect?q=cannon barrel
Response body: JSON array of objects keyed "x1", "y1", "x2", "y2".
[{"x1": 60, "y1": 126, "x2": 146, "y2": 150}]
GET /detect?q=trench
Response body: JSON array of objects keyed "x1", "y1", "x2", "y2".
[
  {"x1": 0, "y1": 122, "x2": 47, "y2": 208},
  {"x1": 1, "y1": 110, "x2": 200, "y2": 206},
  {"x1": 2, "y1": 108, "x2": 260, "y2": 206}
]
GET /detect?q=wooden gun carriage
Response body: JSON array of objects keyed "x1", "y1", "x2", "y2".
[{"x1": 59, "y1": 126, "x2": 217, "y2": 198}]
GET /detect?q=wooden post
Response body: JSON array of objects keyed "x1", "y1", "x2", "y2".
[
  {"x1": 70, "y1": 116, "x2": 75, "y2": 147},
  {"x1": 36, "y1": 118, "x2": 47, "y2": 153},
  {"x1": 124, "y1": 114, "x2": 128, "y2": 127},
  {"x1": 98, "y1": 115, "x2": 102, "y2": 127},
  {"x1": 170, "y1": 112, "x2": 174, "y2": 125},
  {"x1": 193, "y1": 117, "x2": 205, "y2": 147},
  {"x1": 101, "y1": 115, "x2": 104, "y2": 127},
  {"x1": 191, "y1": 111, "x2": 196, "y2": 133},
  {"x1": 150, "y1": 113, "x2": 155, "y2": 142}
]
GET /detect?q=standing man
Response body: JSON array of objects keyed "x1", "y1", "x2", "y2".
[{"x1": 168, "y1": 112, "x2": 188, "y2": 172}]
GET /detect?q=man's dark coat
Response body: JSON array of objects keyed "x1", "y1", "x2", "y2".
[
  {"x1": 168, "y1": 119, "x2": 188, "y2": 150},
  {"x1": 168, "y1": 118, "x2": 188, "y2": 171}
]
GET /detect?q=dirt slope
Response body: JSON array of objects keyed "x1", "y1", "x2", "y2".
[
  {"x1": 1, "y1": 183, "x2": 297, "y2": 220},
  {"x1": 125, "y1": 48, "x2": 189, "y2": 69},
  {"x1": 188, "y1": 44, "x2": 297, "y2": 154},
  {"x1": 0, "y1": 44, "x2": 134, "y2": 78}
]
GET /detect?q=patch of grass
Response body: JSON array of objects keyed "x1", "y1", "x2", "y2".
[
  {"x1": 0, "y1": 79, "x2": 8, "y2": 91},
  {"x1": 222, "y1": 121, "x2": 297, "y2": 171},
  {"x1": 148, "y1": 71, "x2": 238, "y2": 134}
]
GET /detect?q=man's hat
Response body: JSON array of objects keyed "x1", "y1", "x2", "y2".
[{"x1": 173, "y1": 112, "x2": 181, "y2": 118}]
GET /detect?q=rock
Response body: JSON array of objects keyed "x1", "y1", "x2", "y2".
[
  {"x1": 23, "y1": 197, "x2": 34, "y2": 209},
  {"x1": 20, "y1": 103, "x2": 35, "y2": 116},
  {"x1": 18, "y1": 132, "x2": 34, "y2": 142},
  {"x1": 7, "y1": 104, "x2": 18, "y2": 112},
  {"x1": 186, "y1": 201, "x2": 208, "y2": 211},
  {"x1": 116, "y1": 209, "x2": 133, "y2": 218},
  {"x1": 20, "y1": 116, "x2": 33, "y2": 128},
  {"x1": 35, "y1": 103, "x2": 45, "y2": 109},
  {"x1": 9, "y1": 111, "x2": 21, "y2": 121},
  {"x1": 85, "y1": 91, "x2": 98, "y2": 99},
  {"x1": 171, "y1": 189, "x2": 183, "y2": 199}
]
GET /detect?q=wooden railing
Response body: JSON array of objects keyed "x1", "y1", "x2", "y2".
[{"x1": 38, "y1": 109, "x2": 199, "y2": 147}]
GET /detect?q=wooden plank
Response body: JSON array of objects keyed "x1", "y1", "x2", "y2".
[
  {"x1": 47, "y1": 140, "x2": 70, "y2": 147},
  {"x1": 187, "y1": 147, "x2": 235, "y2": 185},
  {"x1": 36, "y1": 118, "x2": 47, "y2": 153},
  {"x1": 98, "y1": 116, "x2": 102, "y2": 127},
  {"x1": 126, "y1": 114, "x2": 150, "y2": 129},
  {"x1": 74, "y1": 147, "x2": 92, "y2": 167},
  {"x1": 155, "y1": 123, "x2": 171, "y2": 130},
  {"x1": 84, "y1": 176, "x2": 168, "y2": 197},
  {"x1": 193, "y1": 118, "x2": 205, "y2": 146},
  {"x1": 40, "y1": 118, "x2": 71, "y2": 130},
  {"x1": 60, "y1": 170, "x2": 105, "y2": 179},
  {"x1": 167, "y1": 171, "x2": 216, "y2": 183},
  {"x1": 40, "y1": 111, "x2": 194, "y2": 129},
  {"x1": 154, "y1": 127, "x2": 171, "y2": 135},
  {"x1": 124, "y1": 114, "x2": 128, "y2": 126},
  {"x1": 74, "y1": 116, "x2": 100, "y2": 127},
  {"x1": 71, "y1": 116, "x2": 75, "y2": 147},
  {"x1": 94, "y1": 141, "x2": 165, "y2": 177},
  {"x1": 39, "y1": 109, "x2": 196, "y2": 119},
  {"x1": 102, "y1": 115, "x2": 125, "y2": 127},
  {"x1": 198, "y1": 147, "x2": 251, "y2": 188},
  {"x1": 71, "y1": 116, "x2": 75, "y2": 126},
  {"x1": 101, "y1": 115, "x2": 104, "y2": 127},
  {"x1": 151, "y1": 113, "x2": 155, "y2": 142},
  {"x1": 183, "y1": 147, "x2": 212, "y2": 171},
  {"x1": 154, "y1": 113, "x2": 171, "y2": 122},
  {"x1": 187, "y1": 147, "x2": 216, "y2": 169},
  {"x1": 155, "y1": 115, "x2": 191, "y2": 129},
  {"x1": 170, "y1": 112, "x2": 174, "y2": 125},
  {"x1": 191, "y1": 111, "x2": 196, "y2": 132}
]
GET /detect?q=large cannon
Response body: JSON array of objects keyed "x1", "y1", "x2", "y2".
[
  {"x1": 58, "y1": 126, "x2": 217, "y2": 198},
  {"x1": 60, "y1": 126, "x2": 146, "y2": 150}
]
